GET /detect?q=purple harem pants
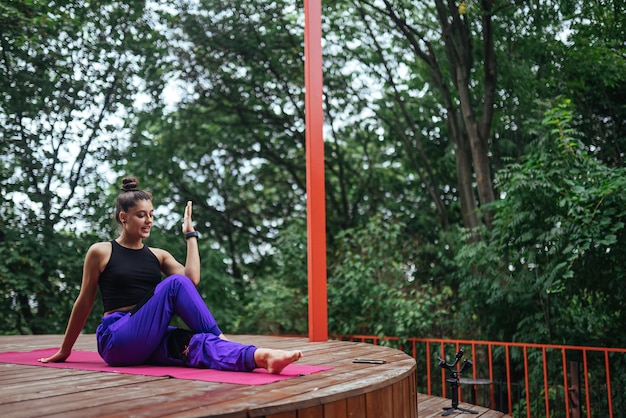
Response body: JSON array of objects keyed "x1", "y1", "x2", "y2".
[{"x1": 96, "y1": 274, "x2": 257, "y2": 371}]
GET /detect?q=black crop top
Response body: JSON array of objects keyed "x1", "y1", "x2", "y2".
[{"x1": 99, "y1": 240, "x2": 162, "y2": 313}]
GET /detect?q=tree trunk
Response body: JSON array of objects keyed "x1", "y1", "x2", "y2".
[{"x1": 436, "y1": 0, "x2": 497, "y2": 229}]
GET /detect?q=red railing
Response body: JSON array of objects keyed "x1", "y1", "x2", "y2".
[{"x1": 332, "y1": 335, "x2": 626, "y2": 418}]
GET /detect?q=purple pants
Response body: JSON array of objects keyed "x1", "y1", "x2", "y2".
[{"x1": 96, "y1": 274, "x2": 257, "y2": 371}]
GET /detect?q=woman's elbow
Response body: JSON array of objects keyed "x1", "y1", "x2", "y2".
[{"x1": 182, "y1": 270, "x2": 200, "y2": 286}]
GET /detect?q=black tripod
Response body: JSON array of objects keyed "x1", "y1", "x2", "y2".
[{"x1": 438, "y1": 348, "x2": 478, "y2": 416}]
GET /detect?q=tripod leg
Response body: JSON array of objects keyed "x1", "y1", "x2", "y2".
[
  {"x1": 441, "y1": 406, "x2": 479, "y2": 416},
  {"x1": 442, "y1": 407, "x2": 456, "y2": 416},
  {"x1": 441, "y1": 379, "x2": 479, "y2": 415},
  {"x1": 457, "y1": 406, "x2": 479, "y2": 414}
]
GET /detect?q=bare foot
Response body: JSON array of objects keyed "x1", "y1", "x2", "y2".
[{"x1": 254, "y1": 348, "x2": 303, "y2": 374}]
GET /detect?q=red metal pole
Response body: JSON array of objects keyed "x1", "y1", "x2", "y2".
[
  {"x1": 304, "y1": 0, "x2": 328, "y2": 342},
  {"x1": 543, "y1": 347, "x2": 550, "y2": 418},
  {"x1": 605, "y1": 351, "x2": 613, "y2": 418},
  {"x1": 505, "y1": 345, "x2": 512, "y2": 414},
  {"x1": 523, "y1": 346, "x2": 530, "y2": 418},
  {"x1": 488, "y1": 344, "x2": 495, "y2": 409},
  {"x1": 583, "y1": 350, "x2": 591, "y2": 418}
]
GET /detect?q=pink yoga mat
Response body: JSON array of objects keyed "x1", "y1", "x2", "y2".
[{"x1": 0, "y1": 348, "x2": 332, "y2": 385}]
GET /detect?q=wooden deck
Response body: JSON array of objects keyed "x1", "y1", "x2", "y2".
[
  {"x1": 417, "y1": 393, "x2": 510, "y2": 417},
  {"x1": 0, "y1": 334, "x2": 510, "y2": 418}
]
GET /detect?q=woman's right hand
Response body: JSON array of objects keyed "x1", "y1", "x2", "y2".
[
  {"x1": 182, "y1": 200, "x2": 194, "y2": 234},
  {"x1": 38, "y1": 349, "x2": 70, "y2": 363}
]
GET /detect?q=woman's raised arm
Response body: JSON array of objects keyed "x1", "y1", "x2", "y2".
[{"x1": 159, "y1": 201, "x2": 201, "y2": 285}]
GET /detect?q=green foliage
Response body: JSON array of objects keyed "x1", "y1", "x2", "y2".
[
  {"x1": 236, "y1": 219, "x2": 308, "y2": 335},
  {"x1": 0, "y1": 226, "x2": 103, "y2": 334},
  {"x1": 457, "y1": 99, "x2": 626, "y2": 345},
  {"x1": 328, "y1": 214, "x2": 450, "y2": 339},
  {"x1": 0, "y1": 0, "x2": 167, "y2": 334},
  {"x1": 557, "y1": 0, "x2": 626, "y2": 166},
  {"x1": 118, "y1": 0, "x2": 311, "y2": 318}
]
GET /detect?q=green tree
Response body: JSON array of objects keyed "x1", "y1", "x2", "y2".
[
  {"x1": 456, "y1": 100, "x2": 626, "y2": 345},
  {"x1": 329, "y1": 214, "x2": 450, "y2": 338},
  {"x1": 0, "y1": 1, "x2": 167, "y2": 334},
  {"x1": 237, "y1": 219, "x2": 308, "y2": 335},
  {"x1": 2, "y1": 0, "x2": 620, "y2": 347},
  {"x1": 121, "y1": 0, "x2": 309, "y2": 322},
  {"x1": 122, "y1": 0, "x2": 457, "y2": 334},
  {"x1": 121, "y1": 0, "x2": 406, "y2": 327},
  {"x1": 341, "y1": 0, "x2": 502, "y2": 230},
  {"x1": 557, "y1": 1, "x2": 626, "y2": 166},
  {"x1": 120, "y1": 0, "x2": 626, "y2": 343}
]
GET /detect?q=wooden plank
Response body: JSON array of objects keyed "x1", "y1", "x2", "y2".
[
  {"x1": 323, "y1": 398, "x2": 347, "y2": 418},
  {"x1": 392, "y1": 378, "x2": 409, "y2": 418},
  {"x1": 0, "y1": 365, "x2": 93, "y2": 383},
  {"x1": 365, "y1": 384, "x2": 393, "y2": 418},
  {"x1": 409, "y1": 369, "x2": 418, "y2": 417},
  {"x1": 75, "y1": 387, "x2": 247, "y2": 418},
  {"x1": 2, "y1": 371, "x2": 156, "y2": 403},
  {"x1": 298, "y1": 404, "x2": 324, "y2": 418},
  {"x1": 264, "y1": 412, "x2": 296, "y2": 418},
  {"x1": 111, "y1": 389, "x2": 250, "y2": 418},
  {"x1": 416, "y1": 393, "x2": 512, "y2": 418},
  {"x1": 418, "y1": 393, "x2": 452, "y2": 418},
  {"x1": 480, "y1": 411, "x2": 512, "y2": 418},
  {"x1": 245, "y1": 361, "x2": 415, "y2": 416},
  {"x1": 346, "y1": 394, "x2": 366, "y2": 417},
  {"x1": 2, "y1": 379, "x2": 206, "y2": 418}
]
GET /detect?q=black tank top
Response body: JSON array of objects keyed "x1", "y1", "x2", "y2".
[{"x1": 99, "y1": 240, "x2": 162, "y2": 312}]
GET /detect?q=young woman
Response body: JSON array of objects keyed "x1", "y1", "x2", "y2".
[{"x1": 40, "y1": 177, "x2": 302, "y2": 374}]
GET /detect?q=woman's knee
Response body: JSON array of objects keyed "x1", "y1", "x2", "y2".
[
  {"x1": 163, "y1": 274, "x2": 190, "y2": 283},
  {"x1": 159, "y1": 274, "x2": 194, "y2": 291}
]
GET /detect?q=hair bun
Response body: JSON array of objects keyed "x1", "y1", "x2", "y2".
[{"x1": 121, "y1": 177, "x2": 140, "y2": 192}]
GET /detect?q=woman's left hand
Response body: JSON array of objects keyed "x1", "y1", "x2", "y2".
[{"x1": 182, "y1": 201, "x2": 194, "y2": 233}]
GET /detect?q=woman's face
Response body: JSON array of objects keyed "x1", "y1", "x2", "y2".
[{"x1": 120, "y1": 199, "x2": 154, "y2": 239}]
